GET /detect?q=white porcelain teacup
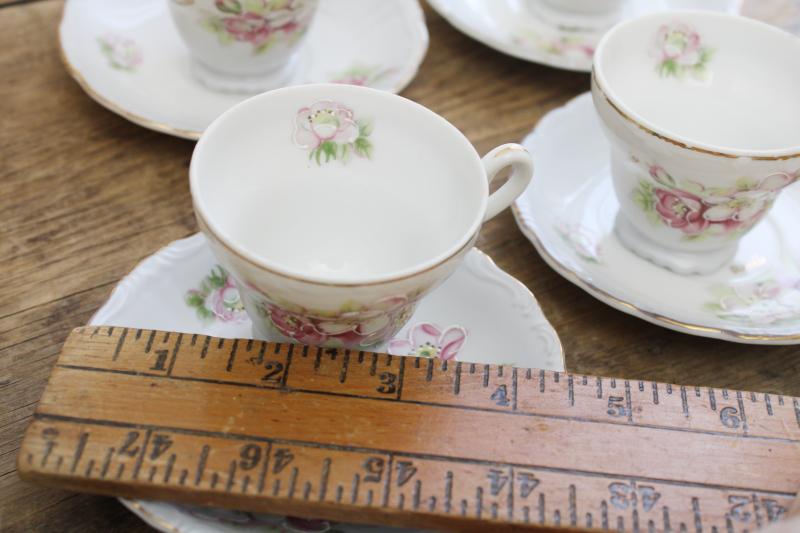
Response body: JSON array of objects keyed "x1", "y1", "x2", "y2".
[
  {"x1": 592, "y1": 11, "x2": 800, "y2": 275},
  {"x1": 525, "y1": 0, "x2": 624, "y2": 31},
  {"x1": 190, "y1": 84, "x2": 533, "y2": 348},
  {"x1": 168, "y1": 0, "x2": 318, "y2": 93}
]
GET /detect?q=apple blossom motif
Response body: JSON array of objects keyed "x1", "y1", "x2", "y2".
[
  {"x1": 653, "y1": 23, "x2": 712, "y2": 78},
  {"x1": 511, "y1": 31, "x2": 594, "y2": 60},
  {"x1": 387, "y1": 323, "x2": 468, "y2": 361},
  {"x1": 185, "y1": 266, "x2": 248, "y2": 323},
  {"x1": 330, "y1": 65, "x2": 394, "y2": 88},
  {"x1": 633, "y1": 161, "x2": 799, "y2": 241},
  {"x1": 293, "y1": 101, "x2": 373, "y2": 165},
  {"x1": 706, "y1": 278, "x2": 800, "y2": 326},
  {"x1": 260, "y1": 295, "x2": 414, "y2": 348},
  {"x1": 97, "y1": 34, "x2": 142, "y2": 71},
  {"x1": 200, "y1": 0, "x2": 315, "y2": 54},
  {"x1": 555, "y1": 222, "x2": 602, "y2": 263}
]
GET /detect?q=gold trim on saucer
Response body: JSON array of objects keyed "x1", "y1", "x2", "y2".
[
  {"x1": 57, "y1": 15, "x2": 203, "y2": 140},
  {"x1": 591, "y1": 71, "x2": 800, "y2": 162},
  {"x1": 511, "y1": 203, "x2": 800, "y2": 343}
]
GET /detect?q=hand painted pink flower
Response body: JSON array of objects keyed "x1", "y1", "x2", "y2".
[
  {"x1": 656, "y1": 23, "x2": 701, "y2": 66},
  {"x1": 649, "y1": 165, "x2": 674, "y2": 187},
  {"x1": 702, "y1": 172, "x2": 796, "y2": 228},
  {"x1": 99, "y1": 34, "x2": 142, "y2": 71},
  {"x1": 654, "y1": 188, "x2": 709, "y2": 235},
  {"x1": 223, "y1": 12, "x2": 272, "y2": 46},
  {"x1": 388, "y1": 323, "x2": 467, "y2": 361},
  {"x1": 293, "y1": 101, "x2": 359, "y2": 150},
  {"x1": 264, "y1": 0, "x2": 308, "y2": 31},
  {"x1": 266, "y1": 304, "x2": 327, "y2": 345},
  {"x1": 209, "y1": 277, "x2": 246, "y2": 322}
]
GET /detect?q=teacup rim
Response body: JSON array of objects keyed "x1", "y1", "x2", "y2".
[
  {"x1": 592, "y1": 9, "x2": 800, "y2": 161},
  {"x1": 190, "y1": 83, "x2": 488, "y2": 286}
]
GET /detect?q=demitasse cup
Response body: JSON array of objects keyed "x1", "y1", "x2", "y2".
[
  {"x1": 168, "y1": 0, "x2": 318, "y2": 93},
  {"x1": 525, "y1": 0, "x2": 624, "y2": 31},
  {"x1": 190, "y1": 84, "x2": 533, "y2": 348},
  {"x1": 592, "y1": 11, "x2": 800, "y2": 275}
]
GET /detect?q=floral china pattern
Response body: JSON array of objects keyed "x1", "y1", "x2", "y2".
[
  {"x1": 258, "y1": 295, "x2": 415, "y2": 348},
  {"x1": 555, "y1": 221, "x2": 603, "y2": 264},
  {"x1": 293, "y1": 101, "x2": 373, "y2": 165},
  {"x1": 706, "y1": 278, "x2": 800, "y2": 326},
  {"x1": 511, "y1": 31, "x2": 594, "y2": 59},
  {"x1": 653, "y1": 23, "x2": 712, "y2": 79},
  {"x1": 388, "y1": 323, "x2": 468, "y2": 361},
  {"x1": 330, "y1": 64, "x2": 395, "y2": 88},
  {"x1": 185, "y1": 266, "x2": 248, "y2": 323},
  {"x1": 200, "y1": 0, "x2": 314, "y2": 54},
  {"x1": 632, "y1": 157, "x2": 799, "y2": 241},
  {"x1": 97, "y1": 34, "x2": 142, "y2": 71}
]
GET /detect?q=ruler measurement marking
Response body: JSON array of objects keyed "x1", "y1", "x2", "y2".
[
  {"x1": 179, "y1": 469, "x2": 188, "y2": 486},
  {"x1": 596, "y1": 377, "x2": 603, "y2": 399},
  {"x1": 226, "y1": 460, "x2": 237, "y2": 492},
  {"x1": 131, "y1": 429, "x2": 152, "y2": 480},
  {"x1": 568, "y1": 374, "x2": 574, "y2": 407},
  {"x1": 195, "y1": 444, "x2": 209, "y2": 487},
  {"x1": 370, "y1": 353, "x2": 378, "y2": 377},
  {"x1": 625, "y1": 380, "x2": 634, "y2": 423},
  {"x1": 737, "y1": 391, "x2": 749, "y2": 435},
  {"x1": 444, "y1": 471, "x2": 453, "y2": 513},
  {"x1": 319, "y1": 457, "x2": 331, "y2": 502},
  {"x1": 602, "y1": 500, "x2": 609, "y2": 529},
  {"x1": 351, "y1": 474, "x2": 360, "y2": 504},
  {"x1": 200, "y1": 336, "x2": 211, "y2": 359},
  {"x1": 653, "y1": 382, "x2": 659, "y2": 405},
  {"x1": 84, "y1": 458, "x2": 95, "y2": 478},
  {"x1": 382, "y1": 455, "x2": 393, "y2": 508},
  {"x1": 413, "y1": 479, "x2": 421, "y2": 510},
  {"x1": 794, "y1": 399, "x2": 800, "y2": 428},
  {"x1": 396, "y1": 357, "x2": 406, "y2": 401},
  {"x1": 28, "y1": 331, "x2": 800, "y2": 533},
  {"x1": 681, "y1": 386, "x2": 689, "y2": 418},
  {"x1": 69, "y1": 432, "x2": 88, "y2": 474},
  {"x1": 692, "y1": 497, "x2": 702, "y2": 533},
  {"x1": 453, "y1": 362, "x2": 462, "y2": 395},
  {"x1": 425, "y1": 358, "x2": 433, "y2": 382},
  {"x1": 241, "y1": 475, "x2": 250, "y2": 494},
  {"x1": 166, "y1": 333, "x2": 182, "y2": 376},
  {"x1": 225, "y1": 339, "x2": 239, "y2": 372},
  {"x1": 144, "y1": 330, "x2": 156, "y2": 354},
  {"x1": 100, "y1": 447, "x2": 114, "y2": 478},
  {"x1": 539, "y1": 493, "x2": 546, "y2": 525},
  {"x1": 482, "y1": 365, "x2": 490, "y2": 387},
  {"x1": 164, "y1": 453, "x2": 176, "y2": 483},
  {"x1": 112, "y1": 328, "x2": 128, "y2": 361},
  {"x1": 339, "y1": 350, "x2": 350, "y2": 384},
  {"x1": 539, "y1": 370, "x2": 545, "y2": 393},
  {"x1": 709, "y1": 388, "x2": 717, "y2": 411},
  {"x1": 281, "y1": 345, "x2": 293, "y2": 387},
  {"x1": 512, "y1": 368, "x2": 518, "y2": 411},
  {"x1": 257, "y1": 442, "x2": 272, "y2": 494}
]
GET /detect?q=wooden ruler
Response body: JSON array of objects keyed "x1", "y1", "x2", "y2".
[{"x1": 18, "y1": 327, "x2": 800, "y2": 532}]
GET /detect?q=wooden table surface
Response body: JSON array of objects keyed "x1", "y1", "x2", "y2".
[{"x1": 1, "y1": 1, "x2": 798, "y2": 531}]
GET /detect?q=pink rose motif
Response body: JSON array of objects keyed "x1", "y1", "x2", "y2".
[
  {"x1": 293, "y1": 101, "x2": 359, "y2": 150},
  {"x1": 209, "y1": 277, "x2": 246, "y2": 322},
  {"x1": 266, "y1": 304, "x2": 328, "y2": 345},
  {"x1": 654, "y1": 188, "x2": 709, "y2": 235},
  {"x1": 223, "y1": 12, "x2": 272, "y2": 46},
  {"x1": 98, "y1": 34, "x2": 142, "y2": 71},
  {"x1": 657, "y1": 23, "x2": 701, "y2": 66},
  {"x1": 388, "y1": 323, "x2": 467, "y2": 361}
]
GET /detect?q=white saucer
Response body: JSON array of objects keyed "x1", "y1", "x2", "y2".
[
  {"x1": 513, "y1": 93, "x2": 800, "y2": 345},
  {"x1": 59, "y1": 0, "x2": 428, "y2": 139},
  {"x1": 427, "y1": 0, "x2": 739, "y2": 72},
  {"x1": 89, "y1": 233, "x2": 563, "y2": 532}
]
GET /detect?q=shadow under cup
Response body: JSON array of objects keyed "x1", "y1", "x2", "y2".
[
  {"x1": 190, "y1": 84, "x2": 521, "y2": 348},
  {"x1": 592, "y1": 10, "x2": 800, "y2": 275}
]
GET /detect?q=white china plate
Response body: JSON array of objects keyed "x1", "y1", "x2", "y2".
[
  {"x1": 513, "y1": 93, "x2": 800, "y2": 344},
  {"x1": 427, "y1": 0, "x2": 740, "y2": 72},
  {"x1": 59, "y1": 0, "x2": 428, "y2": 139},
  {"x1": 89, "y1": 233, "x2": 564, "y2": 532}
]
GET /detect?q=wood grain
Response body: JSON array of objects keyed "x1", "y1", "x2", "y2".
[
  {"x1": 17, "y1": 327, "x2": 800, "y2": 532},
  {"x1": 1, "y1": 1, "x2": 799, "y2": 531}
]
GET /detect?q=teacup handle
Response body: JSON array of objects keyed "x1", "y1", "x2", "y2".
[{"x1": 481, "y1": 144, "x2": 534, "y2": 222}]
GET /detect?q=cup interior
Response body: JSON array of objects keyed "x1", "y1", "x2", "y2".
[
  {"x1": 191, "y1": 84, "x2": 486, "y2": 284},
  {"x1": 594, "y1": 11, "x2": 800, "y2": 154}
]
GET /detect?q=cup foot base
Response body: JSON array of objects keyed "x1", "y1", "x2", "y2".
[
  {"x1": 190, "y1": 54, "x2": 302, "y2": 94},
  {"x1": 614, "y1": 213, "x2": 737, "y2": 275}
]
